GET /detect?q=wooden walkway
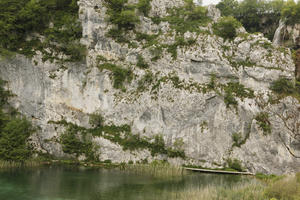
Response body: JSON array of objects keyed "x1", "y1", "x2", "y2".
[{"x1": 184, "y1": 167, "x2": 254, "y2": 175}]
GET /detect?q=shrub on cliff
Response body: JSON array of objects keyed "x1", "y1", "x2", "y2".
[
  {"x1": 97, "y1": 63, "x2": 133, "y2": 90},
  {"x1": 255, "y1": 112, "x2": 271, "y2": 135},
  {"x1": 270, "y1": 78, "x2": 295, "y2": 95},
  {"x1": 213, "y1": 16, "x2": 242, "y2": 40}
]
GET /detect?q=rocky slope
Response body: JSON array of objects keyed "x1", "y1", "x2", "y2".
[{"x1": 0, "y1": 0, "x2": 299, "y2": 174}]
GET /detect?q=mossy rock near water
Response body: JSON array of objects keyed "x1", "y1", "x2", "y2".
[{"x1": 0, "y1": 0, "x2": 299, "y2": 174}]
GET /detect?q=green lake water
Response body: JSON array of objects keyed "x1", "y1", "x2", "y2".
[{"x1": 0, "y1": 166, "x2": 251, "y2": 200}]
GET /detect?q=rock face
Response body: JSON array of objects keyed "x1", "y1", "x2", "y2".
[
  {"x1": 273, "y1": 20, "x2": 300, "y2": 48},
  {"x1": 0, "y1": 0, "x2": 300, "y2": 174}
]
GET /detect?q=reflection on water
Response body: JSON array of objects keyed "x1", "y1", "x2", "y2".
[{"x1": 0, "y1": 166, "x2": 250, "y2": 200}]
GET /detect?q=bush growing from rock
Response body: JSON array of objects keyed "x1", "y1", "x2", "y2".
[{"x1": 213, "y1": 16, "x2": 242, "y2": 40}]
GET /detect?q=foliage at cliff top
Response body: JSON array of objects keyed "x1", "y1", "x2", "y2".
[
  {"x1": 217, "y1": 0, "x2": 300, "y2": 40},
  {"x1": 0, "y1": 0, "x2": 85, "y2": 62}
]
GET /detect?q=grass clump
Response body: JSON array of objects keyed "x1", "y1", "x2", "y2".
[
  {"x1": 89, "y1": 113, "x2": 104, "y2": 128},
  {"x1": 232, "y1": 132, "x2": 249, "y2": 148},
  {"x1": 255, "y1": 112, "x2": 271, "y2": 135},
  {"x1": 223, "y1": 82, "x2": 255, "y2": 108},
  {"x1": 270, "y1": 78, "x2": 300, "y2": 102},
  {"x1": 135, "y1": 32, "x2": 160, "y2": 48},
  {"x1": 213, "y1": 16, "x2": 242, "y2": 40},
  {"x1": 98, "y1": 63, "x2": 133, "y2": 90},
  {"x1": 166, "y1": 36, "x2": 197, "y2": 59},
  {"x1": 270, "y1": 78, "x2": 300, "y2": 96},
  {"x1": 0, "y1": 160, "x2": 42, "y2": 169},
  {"x1": 137, "y1": 71, "x2": 155, "y2": 92},
  {"x1": 226, "y1": 158, "x2": 244, "y2": 172},
  {"x1": 149, "y1": 46, "x2": 163, "y2": 61},
  {"x1": 158, "y1": 172, "x2": 300, "y2": 200},
  {"x1": 265, "y1": 175, "x2": 300, "y2": 200},
  {"x1": 270, "y1": 78, "x2": 295, "y2": 95},
  {"x1": 136, "y1": 54, "x2": 149, "y2": 69},
  {"x1": 166, "y1": 181, "x2": 265, "y2": 200},
  {"x1": 255, "y1": 173, "x2": 282, "y2": 182}
]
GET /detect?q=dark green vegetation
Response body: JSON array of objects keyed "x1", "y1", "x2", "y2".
[
  {"x1": 213, "y1": 16, "x2": 242, "y2": 40},
  {"x1": 223, "y1": 82, "x2": 255, "y2": 108},
  {"x1": 281, "y1": 0, "x2": 300, "y2": 25},
  {"x1": 98, "y1": 63, "x2": 133, "y2": 90},
  {"x1": 255, "y1": 112, "x2": 271, "y2": 135},
  {"x1": 226, "y1": 158, "x2": 244, "y2": 172},
  {"x1": 0, "y1": 0, "x2": 85, "y2": 62},
  {"x1": 51, "y1": 113, "x2": 185, "y2": 161},
  {"x1": 136, "y1": 55, "x2": 149, "y2": 69},
  {"x1": 104, "y1": 0, "x2": 139, "y2": 30},
  {"x1": 217, "y1": 0, "x2": 300, "y2": 41},
  {"x1": 232, "y1": 132, "x2": 249, "y2": 148},
  {"x1": 104, "y1": 0, "x2": 140, "y2": 44},
  {"x1": 166, "y1": 36, "x2": 197, "y2": 59},
  {"x1": 0, "y1": 80, "x2": 35, "y2": 162},
  {"x1": 163, "y1": 0, "x2": 210, "y2": 35},
  {"x1": 270, "y1": 77, "x2": 300, "y2": 102},
  {"x1": 60, "y1": 124, "x2": 98, "y2": 161}
]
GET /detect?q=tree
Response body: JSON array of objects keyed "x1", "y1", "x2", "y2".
[
  {"x1": 216, "y1": 0, "x2": 239, "y2": 16},
  {"x1": 281, "y1": 0, "x2": 300, "y2": 24},
  {"x1": 0, "y1": 118, "x2": 34, "y2": 161}
]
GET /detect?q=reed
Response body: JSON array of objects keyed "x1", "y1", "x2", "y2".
[
  {"x1": 265, "y1": 174, "x2": 300, "y2": 200},
  {"x1": 0, "y1": 160, "x2": 42, "y2": 169},
  {"x1": 165, "y1": 173, "x2": 300, "y2": 200},
  {"x1": 122, "y1": 161, "x2": 186, "y2": 178},
  {"x1": 166, "y1": 180, "x2": 265, "y2": 200}
]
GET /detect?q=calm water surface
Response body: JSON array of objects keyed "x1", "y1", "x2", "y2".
[{"x1": 0, "y1": 166, "x2": 250, "y2": 200}]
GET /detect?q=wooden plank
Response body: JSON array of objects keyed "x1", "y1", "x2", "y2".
[{"x1": 183, "y1": 167, "x2": 254, "y2": 175}]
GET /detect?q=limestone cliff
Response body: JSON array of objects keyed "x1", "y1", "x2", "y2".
[{"x1": 0, "y1": 0, "x2": 299, "y2": 174}]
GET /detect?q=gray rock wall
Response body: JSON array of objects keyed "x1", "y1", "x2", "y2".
[{"x1": 0, "y1": 0, "x2": 299, "y2": 174}]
